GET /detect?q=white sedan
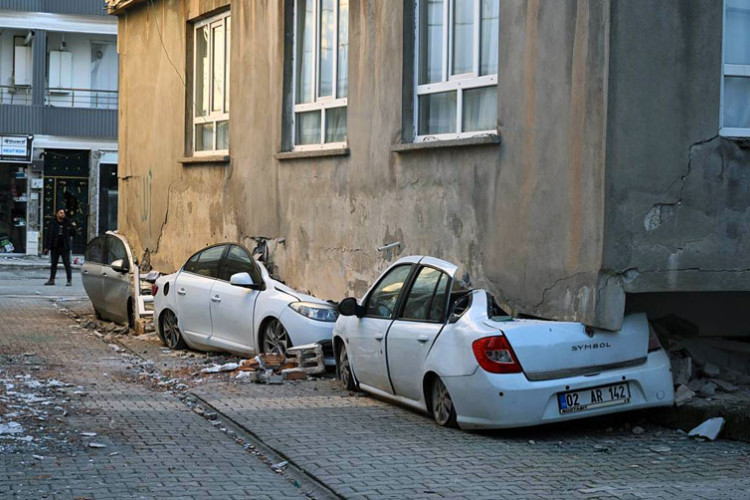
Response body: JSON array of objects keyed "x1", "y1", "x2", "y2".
[
  {"x1": 333, "y1": 256, "x2": 674, "y2": 429},
  {"x1": 153, "y1": 243, "x2": 337, "y2": 361}
]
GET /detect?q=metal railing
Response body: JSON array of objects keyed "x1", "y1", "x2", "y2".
[
  {"x1": 0, "y1": 85, "x2": 33, "y2": 106},
  {"x1": 44, "y1": 87, "x2": 118, "y2": 110}
]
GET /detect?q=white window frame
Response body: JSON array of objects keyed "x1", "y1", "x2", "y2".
[
  {"x1": 291, "y1": 0, "x2": 348, "y2": 151},
  {"x1": 414, "y1": 0, "x2": 498, "y2": 143},
  {"x1": 721, "y1": 0, "x2": 750, "y2": 137},
  {"x1": 192, "y1": 11, "x2": 230, "y2": 155}
]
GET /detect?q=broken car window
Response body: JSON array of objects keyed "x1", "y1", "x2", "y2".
[
  {"x1": 105, "y1": 236, "x2": 127, "y2": 266},
  {"x1": 401, "y1": 267, "x2": 450, "y2": 323}
]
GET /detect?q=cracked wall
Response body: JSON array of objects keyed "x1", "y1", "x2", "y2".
[{"x1": 603, "y1": 0, "x2": 750, "y2": 329}]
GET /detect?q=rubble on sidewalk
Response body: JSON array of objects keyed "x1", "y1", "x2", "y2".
[
  {"x1": 285, "y1": 343, "x2": 325, "y2": 375},
  {"x1": 197, "y1": 349, "x2": 326, "y2": 384},
  {"x1": 688, "y1": 417, "x2": 725, "y2": 441},
  {"x1": 674, "y1": 385, "x2": 695, "y2": 407}
]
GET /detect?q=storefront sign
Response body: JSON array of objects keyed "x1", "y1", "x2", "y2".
[{"x1": 0, "y1": 135, "x2": 33, "y2": 163}]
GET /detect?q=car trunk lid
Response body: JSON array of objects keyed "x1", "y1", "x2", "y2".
[{"x1": 486, "y1": 313, "x2": 650, "y2": 381}]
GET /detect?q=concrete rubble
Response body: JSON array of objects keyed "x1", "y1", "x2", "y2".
[{"x1": 688, "y1": 417, "x2": 725, "y2": 441}]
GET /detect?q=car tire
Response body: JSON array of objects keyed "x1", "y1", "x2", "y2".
[
  {"x1": 336, "y1": 341, "x2": 357, "y2": 391},
  {"x1": 161, "y1": 310, "x2": 186, "y2": 350},
  {"x1": 261, "y1": 318, "x2": 291, "y2": 356},
  {"x1": 431, "y1": 376, "x2": 458, "y2": 428}
]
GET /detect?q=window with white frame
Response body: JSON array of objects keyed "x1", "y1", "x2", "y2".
[
  {"x1": 415, "y1": 0, "x2": 499, "y2": 141},
  {"x1": 193, "y1": 12, "x2": 230, "y2": 153},
  {"x1": 292, "y1": 0, "x2": 349, "y2": 149},
  {"x1": 722, "y1": 0, "x2": 750, "y2": 137}
]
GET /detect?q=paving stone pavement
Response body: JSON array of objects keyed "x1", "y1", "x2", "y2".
[
  {"x1": 0, "y1": 270, "x2": 308, "y2": 499},
  {"x1": 3, "y1": 268, "x2": 750, "y2": 499}
]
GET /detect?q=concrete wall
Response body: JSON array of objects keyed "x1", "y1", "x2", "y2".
[
  {"x1": 117, "y1": 0, "x2": 617, "y2": 326},
  {"x1": 603, "y1": 1, "x2": 750, "y2": 313}
]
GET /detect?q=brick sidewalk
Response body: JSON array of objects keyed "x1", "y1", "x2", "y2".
[{"x1": 0, "y1": 295, "x2": 308, "y2": 499}]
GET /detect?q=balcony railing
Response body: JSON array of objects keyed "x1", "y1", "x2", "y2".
[
  {"x1": 45, "y1": 87, "x2": 118, "y2": 110},
  {"x1": 0, "y1": 85, "x2": 33, "y2": 106}
]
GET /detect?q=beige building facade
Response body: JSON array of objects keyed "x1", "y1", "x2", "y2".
[{"x1": 110, "y1": 0, "x2": 750, "y2": 333}]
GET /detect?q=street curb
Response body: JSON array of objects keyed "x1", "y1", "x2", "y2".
[
  {"x1": 649, "y1": 401, "x2": 750, "y2": 443},
  {"x1": 0, "y1": 263, "x2": 83, "y2": 270}
]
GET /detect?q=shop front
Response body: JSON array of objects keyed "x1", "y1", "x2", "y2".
[{"x1": 0, "y1": 135, "x2": 34, "y2": 255}]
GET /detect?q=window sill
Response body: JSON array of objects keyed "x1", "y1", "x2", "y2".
[
  {"x1": 391, "y1": 135, "x2": 501, "y2": 153},
  {"x1": 179, "y1": 155, "x2": 230, "y2": 165},
  {"x1": 275, "y1": 147, "x2": 350, "y2": 161}
]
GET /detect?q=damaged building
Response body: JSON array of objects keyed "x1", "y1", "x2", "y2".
[{"x1": 108, "y1": 0, "x2": 750, "y2": 342}]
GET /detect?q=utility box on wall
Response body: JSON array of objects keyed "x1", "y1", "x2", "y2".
[
  {"x1": 48, "y1": 51, "x2": 73, "y2": 90},
  {"x1": 13, "y1": 46, "x2": 32, "y2": 86}
]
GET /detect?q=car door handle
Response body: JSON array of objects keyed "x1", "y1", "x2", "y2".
[
  {"x1": 374, "y1": 334, "x2": 384, "y2": 341},
  {"x1": 211, "y1": 295, "x2": 221, "y2": 303},
  {"x1": 417, "y1": 335, "x2": 430, "y2": 343},
  {"x1": 177, "y1": 288, "x2": 187, "y2": 296},
  {"x1": 101, "y1": 272, "x2": 108, "y2": 277},
  {"x1": 82, "y1": 270, "x2": 88, "y2": 274}
]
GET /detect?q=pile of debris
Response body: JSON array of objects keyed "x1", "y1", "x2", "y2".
[
  {"x1": 199, "y1": 343, "x2": 327, "y2": 384},
  {"x1": 669, "y1": 350, "x2": 750, "y2": 406}
]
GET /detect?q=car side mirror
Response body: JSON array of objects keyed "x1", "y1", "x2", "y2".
[
  {"x1": 338, "y1": 297, "x2": 364, "y2": 318},
  {"x1": 110, "y1": 259, "x2": 129, "y2": 273},
  {"x1": 230, "y1": 272, "x2": 262, "y2": 290}
]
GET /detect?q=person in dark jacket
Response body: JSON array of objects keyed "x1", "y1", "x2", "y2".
[{"x1": 43, "y1": 209, "x2": 77, "y2": 286}]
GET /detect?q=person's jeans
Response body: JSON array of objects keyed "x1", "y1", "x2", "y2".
[{"x1": 50, "y1": 248, "x2": 72, "y2": 282}]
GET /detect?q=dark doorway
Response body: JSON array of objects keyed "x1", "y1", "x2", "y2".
[
  {"x1": 43, "y1": 150, "x2": 89, "y2": 255},
  {"x1": 98, "y1": 163, "x2": 118, "y2": 234}
]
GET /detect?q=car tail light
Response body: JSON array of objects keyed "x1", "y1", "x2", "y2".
[
  {"x1": 472, "y1": 335, "x2": 523, "y2": 374},
  {"x1": 151, "y1": 284, "x2": 159, "y2": 296},
  {"x1": 648, "y1": 325, "x2": 662, "y2": 352}
]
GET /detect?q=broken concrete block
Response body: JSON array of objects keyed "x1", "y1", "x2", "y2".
[
  {"x1": 688, "y1": 417, "x2": 724, "y2": 441},
  {"x1": 134, "y1": 319, "x2": 152, "y2": 335},
  {"x1": 258, "y1": 371, "x2": 283, "y2": 384},
  {"x1": 674, "y1": 385, "x2": 695, "y2": 407},
  {"x1": 200, "y1": 362, "x2": 239, "y2": 374},
  {"x1": 702, "y1": 362, "x2": 720, "y2": 378},
  {"x1": 670, "y1": 356, "x2": 692, "y2": 386},
  {"x1": 282, "y1": 368, "x2": 307, "y2": 381},
  {"x1": 286, "y1": 343, "x2": 325, "y2": 375},
  {"x1": 697, "y1": 381, "x2": 716, "y2": 398},
  {"x1": 258, "y1": 353, "x2": 285, "y2": 369},
  {"x1": 687, "y1": 378, "x2": 704, "y2": 392},
  {"x1": 712, "y1": 379, "x2": 739, "y2": 393}
]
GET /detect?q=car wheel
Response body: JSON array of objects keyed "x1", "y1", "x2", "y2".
[
  {"x1": 161, "y1": 310, "x2": 186, "y2": 350},
  {"x1": 431, "y1": 377, "x2": 458, "y2": 428},
  {"x1": 337, "y1": 342, "x2": 356, "y2": 391},
  {"x1": 262, "y1": 318, "x2": 291, "y2": 356}
]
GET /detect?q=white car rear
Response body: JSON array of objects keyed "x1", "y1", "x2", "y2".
[
  {"x1": 153, "y1": 243, "x2": 336, "y2": 362},
  {"x1": 333, "y1": 256, "x2": 674, "y2": 429}
]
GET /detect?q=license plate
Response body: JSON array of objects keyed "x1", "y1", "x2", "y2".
[{"x1": 557, "y1": 382, "x2": 631, "y2": 414}]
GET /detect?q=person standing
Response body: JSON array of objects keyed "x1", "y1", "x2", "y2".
[{"x1": 43, "y1": 209, "x2": 77, "y2": 286}]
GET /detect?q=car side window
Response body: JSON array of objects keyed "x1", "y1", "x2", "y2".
[
  {"x1": 189, "y1": 245, "x2": 225, "y2": 279},
  {"x1": 400, "y1": 267, "x2": 450, "y2": 322},
  {"x1": 364, "y1": 265, "x2": 413, "y2": 319},
  {"x1": 219, "y1": 245, "x2": 261, "y2": 283},
  {"x1": 85, "y1": 237, "x2": 104, "y2": 263},
  {"x1": 104, "y1": 236, "x2": 127, "y2": 266}
]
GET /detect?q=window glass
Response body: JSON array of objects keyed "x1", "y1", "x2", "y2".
[
  {"x1": 724, "y1": 77, "x2": 750, "y2": 128},
  {"x1": 296, "y1": 111, "x2": 321, "y2": 144},
  {"x1": 319, "y1": 0, "x2": 336, "y2": 97},
  {"x1": 183, "y1": 252, "x2": 200, "y2": 273},
  {"x1": 212, "y1": 23, "x2": 225, "y2": 113},
  {"x1": 401, "y1": 267, "x2": 450, "y2": 322},
  {"x1": 219, "y1": 245, "x2": 261, "y2": 283},
  {"x1": 365, "y1": 265, "x2": 413, "y2": 319},
  {"x1": 85, "y1": 237, "x2": 104, "y2": 263},
  {"x1": 105, "y1": 236, "x2": 127, "y2": 266},
  {"x1": 480, "y1": 0, "x2": 499, "y2": 75},
  {"x1": 725, "y1": 0, "x2": 750, "y2": 65},
  {"x1": 419, "y1": 91, "x2": 457, "y2": 135},
  {"x1": 452, "y1": 0, "x2": 474, "y2": 75},
  {"x1": 190, "y1": 245, "x2": 225, "y2": 279},
  {"x1": 195, "y1": 25, "x2": 209, "y2": 118},
  {"x1": 462, "y1": 86, "x2": 497, "y2": 131},
  {"x1": 419, "y1": 0, "x2": 444, "y2": 84},
  {"x1": 337, "y1": 0, "x2": 349, "y2": 98},
  {"x1": 216, "y1": 120, "x2": 229, "y2": 150},
  {"x1": 225, "y1": 17, "x2": 231, "y2": 112},
  {"x1": 195, "y1": 123, "x2": 214, "y2": 151},
  {"x1": 296, "y1": 0, "x2": 315, "y2": 104},
  {"x1": 325, "y1": 107, "x2": 347, "y2": 143}
]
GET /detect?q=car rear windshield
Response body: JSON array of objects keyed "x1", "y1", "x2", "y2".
[{"x1": 487, "y1": 293, "x2": 512, "y2": 320}]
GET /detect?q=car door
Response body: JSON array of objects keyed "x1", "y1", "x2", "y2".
[
  {"x1": 174, "y1": 245, "x2": 227, "y2": 341},
  {"x1": 348, "y1": 264, "x2": 414, "y2": 394},
  {"x1": 208, "y1": 245, "x2": 263, "y2": 352},
  {"x1": 81, "y1": 236, "x2": 105, "y2": 311},
  {"x1": 100, "y1": 235, "x2": 132, "y2": 323},
  {"x1": 387, "y1": 266, "x2": 451, "y2": 401}
]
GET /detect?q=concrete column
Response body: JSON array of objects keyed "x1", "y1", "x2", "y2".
[
  {"x1": 31, "y1": 29, "x2": 46, "y2": 106},
  {"x1": 88, "y1": 150, "x2": 101, "y2": 242}
]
